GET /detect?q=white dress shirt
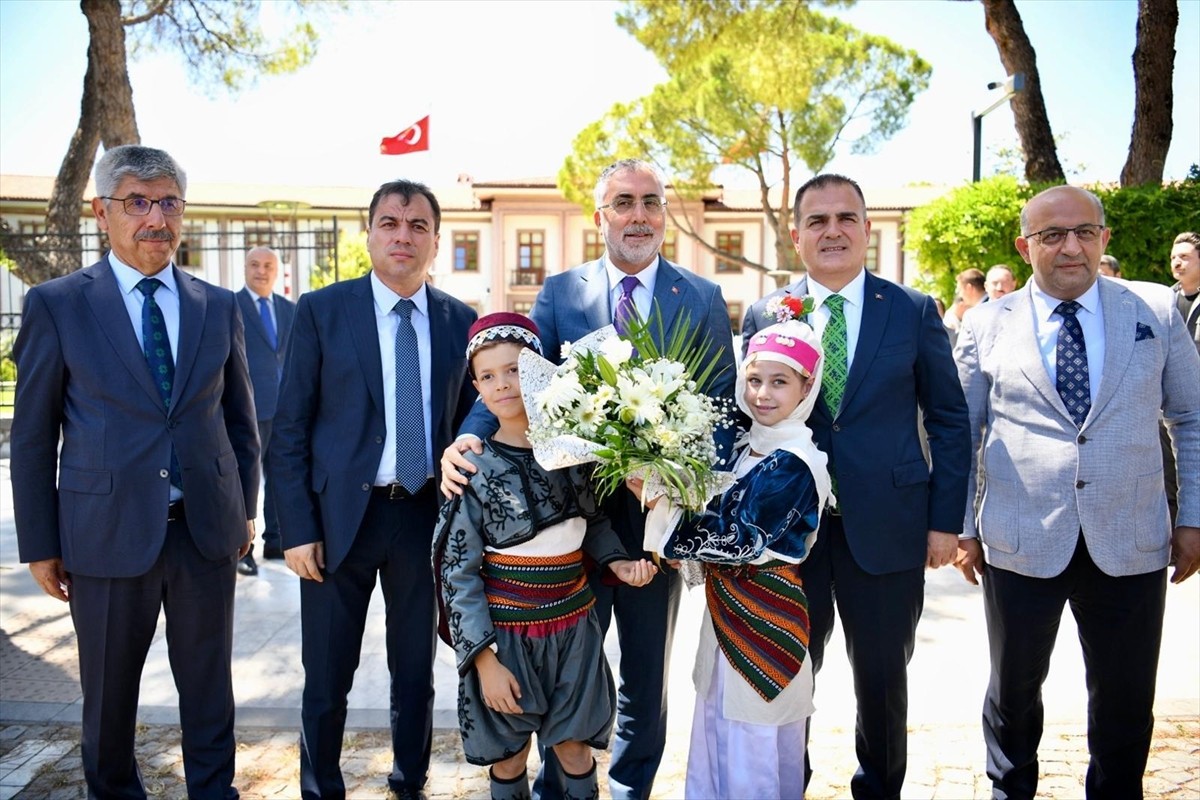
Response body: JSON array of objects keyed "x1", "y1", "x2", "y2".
[
  {"x1": 370, "y1": 273, "x2": 433, "y2": 486},
  {"x1": 806, "y1": 269, "x2": 867, "y2": 370},
  {"x1": 605, "y1": 255, "x2": 659, "y2": 323},
  {"x1": 1029, "y1": 279, "x2": 1105, "y2": 407},
  {"x1": 109, "y1": 254, "x2": 180, "y2": 363}
]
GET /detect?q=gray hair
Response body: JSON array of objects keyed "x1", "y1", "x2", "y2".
[
  {"x1": 95, "y1": 145, "x2": 188, "y2": 199},
  {"x1": 246, "y1": 246, "x2": 280, "y2": 263},
  {"x1": 1019, "y1": 185, "x2": 1104, "y2": 234},
  {"x1": 593, "y1": 159, "x2": 666, "y2": 207}
]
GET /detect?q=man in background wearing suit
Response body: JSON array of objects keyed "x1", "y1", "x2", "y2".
[
  {"x1": 741, "y1": 174, "x2": 970, "y2": 799},
  {"x1": 271, "y1": 179, "x2": 477, "y2": 799},
  {"x1": 441, "y1": 159, "x2": 736, "y2": 800},
  {"x1": 11, "y1": 144, "x2": 259, "y2": 799},
  {"x1": 236, "y1": 246, "x2": 295, "y2": 574},
  {"x1": 955, "y1": 186, "x2": 1200, "y2": 798}
]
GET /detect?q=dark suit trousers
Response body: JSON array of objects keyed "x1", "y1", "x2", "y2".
[
  {"x1": 298, "y1": 487, "x2": 438, "y2": 799},
  {"x1": 70, "y1": 515, "x2": 238, "y2": 800},
  {"x1": 256, "y1": 418, "x2": 280, "y2": 548},
  {"x1": 802, "y1": 514, "x2": 925, "y2": 800},
  {"x1": 534, "y1": 494, "x2": 681, "y2": 800},
  {"x1": 982, "y1": 536, "x2": 1166, "y2": 800}
]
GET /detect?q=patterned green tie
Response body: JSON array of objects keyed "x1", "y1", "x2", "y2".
[{"x1": 821, "y1": 294, "x2": 848, "y2": 416}]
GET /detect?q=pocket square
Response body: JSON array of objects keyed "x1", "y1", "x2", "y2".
[{"x1": 1135, "y1": 322, "x2": 1155, "y2": 341}]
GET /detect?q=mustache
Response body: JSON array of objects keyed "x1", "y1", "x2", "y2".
[
  {"x1": 135, "y1": 230, "x2": 175, "y2": 242},
  {"x1": 622, "y1": 224, "x2": 655, "y2": 237}
]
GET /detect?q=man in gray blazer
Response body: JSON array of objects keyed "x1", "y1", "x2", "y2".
[
  {"x1": 955, "y1": 186, "x2": 1200, "y2": 799},
  {"x1": 11, "y1": 145, "x2": 259, "y2": 799},
  {"x1": 236, "y1": 246, "x2": 295, "y2": 573}
]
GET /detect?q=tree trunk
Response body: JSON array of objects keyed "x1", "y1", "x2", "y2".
[
  {"x1": 1121, "y1": 0, "x2": 1177, "y2": 187},
  {"x1": 13, "y1": 0, "x2": 139, "y2": 285},
  {"x1": 981, "y1": 0, "x2": 1065, "y2": 184}
]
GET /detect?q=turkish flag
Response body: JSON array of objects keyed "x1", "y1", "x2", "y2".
[{"x1": 380, "y1": 116, "x2": 430, "y2": 155}]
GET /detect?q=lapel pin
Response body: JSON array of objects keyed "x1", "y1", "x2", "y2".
[
  {"x1": 875, "y1": 293, "x2": 883, "y2": 300},
  {"x1": 672, "y1": 286, "x2": 679, "y2": 294}
]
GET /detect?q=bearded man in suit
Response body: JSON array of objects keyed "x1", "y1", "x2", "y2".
[
  {"x1": 741, "y1": 173, "x2": 970, "y2": 799},
  {"x1": 12, "y1": 144, "x2": 259, "y2": 799},
  {"x1": 441, "y1": 159, "x2": 736, "y2": 800},
  {"x1": 954, "y1": 185, "x2": 1200, "y2": 799}
]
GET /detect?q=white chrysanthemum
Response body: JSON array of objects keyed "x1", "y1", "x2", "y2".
[
  {"x1": 598, "y1": 336, "x2": 634, "y2": 366},
  {"x1": 576, "y1": 395, "x2": 605, "y2": 431},
  {"x1": 616, "y1": 375, "x2": 664, "y2": 426},
  {"x1": 593, "y1": 383, "x2": 616, "y2": 411},
  {"x1": 538, "y1": 371, "x2": 585, "y2": 415}
]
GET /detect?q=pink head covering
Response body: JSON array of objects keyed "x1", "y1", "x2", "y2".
[{"x1": 745, "y1": 321, "x2": 821, "y2": 377}]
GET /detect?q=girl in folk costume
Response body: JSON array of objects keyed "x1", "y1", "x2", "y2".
[
  {"x1": 432, "y1": 312, "x2": 656, "y2": 800},
  {"x1": 645, "y1": 318, "x2": 832, "y2": 799}
]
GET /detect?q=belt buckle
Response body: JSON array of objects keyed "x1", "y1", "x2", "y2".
[
  {"x1": 167, "y1": 500, "x2": 185, "y2": 521},
  {"x1": 387, "y1": 483, "x2": 408, "y2": 501}
]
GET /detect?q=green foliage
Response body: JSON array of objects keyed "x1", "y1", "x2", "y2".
[
  {"x1": 308, "y1": 229, "x2": 371, "y2": 289},
  {"x1": 125, "y1": 0, "x2": 338, "y2": 92},
  {"x1": 559, "y1": 0, "x2": 931, "y2": 272},
  {"x1": 909, "y1": 175, "x2": 1200, "y2": 304},
  {"x1": 907, "y1": 177, "x2": 1032, "y2": 304}
]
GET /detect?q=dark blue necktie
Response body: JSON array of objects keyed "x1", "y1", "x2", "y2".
[
  {"x1": 258, "y1": 296, "x2": 278, "y2": 351},
  {"x1": 1055, "y1": 300, "x2": 1091, "y2": 428},
  {"x1": 136, "y1": 278, "x2": 181, "y2": 487},
  {"x1": 614, "y1": 275, "x2": 640, "y2": 335},
  {"x1": 393, "y1": 299, "x2": 427, "y2": 493}
]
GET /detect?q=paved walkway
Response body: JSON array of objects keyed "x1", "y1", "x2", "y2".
[{"x1": 2, "y1": 457, "x2": 1198, "y2": 798}]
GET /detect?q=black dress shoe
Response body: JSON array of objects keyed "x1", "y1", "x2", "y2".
[
  {"x1": 262, "y1": 543, "x2": 285, "y2": 560},
  {"x1": 237, "y1": 553, "x2": 258, "y2": 576}
]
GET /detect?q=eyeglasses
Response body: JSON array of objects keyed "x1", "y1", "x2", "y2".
[
  {"x1": 1024, "y1": 224, "x2": 1104, "y2": 246},
  {"x1": 598, "y1": 195, "x2": 667, "y2": 216},
  {"x1": 101, "y1": 196, "x2": 187, "y2": 216}
]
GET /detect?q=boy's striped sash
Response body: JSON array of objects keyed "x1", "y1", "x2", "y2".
[
  {"x1": 483, "y1": 550, "x2": 594, "y2": 637},
  {"x1": 706, "y1": 561, "x2": 810, "y2": 701}
]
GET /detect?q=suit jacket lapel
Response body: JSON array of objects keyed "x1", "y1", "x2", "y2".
[
  {"x1": 81, "y1": 259, "x2": 165, "y2": 409},
  {"x1": 1007, "y1": 288, "x2": 1071, "y2": 422},
  {"x1": 238, "y1": 288, "x2": 273, "y2": 349},
  {"x1": 427, "y1": 287, "x2": 451, "y2": 433},
  {"x1": 1089, "y1": 280, "x2": 1136, "y2": 426},
  {"x1": 842, "y1": 273, "x2": 889, "y2": 412},
  {"x1": 580, "y1": 260, "x2": 611, "y2": 332},
  {"x1": 651, "y1": 257, "x2": 686, "y2": 346},
  {"x1": 346, "y1": 276, "x2": 386, "y2": 418},
  {"x1": 171, "y1": 267, "x2": 205, "y2": 411}
]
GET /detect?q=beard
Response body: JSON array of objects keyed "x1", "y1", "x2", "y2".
[{"x1": 605, "y1": 223, "x2": 662, "y2": 269}]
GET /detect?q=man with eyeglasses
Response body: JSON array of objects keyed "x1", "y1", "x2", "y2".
[
  {"x1": 954, "y1": 185, "x2": 1200, "y2": 798},
  {"x1": 11, "y1": 144, "x2": 260, "y2": 798},
  {"x1": 441, "y1": 159, "x2": 737, "y2": 800}
]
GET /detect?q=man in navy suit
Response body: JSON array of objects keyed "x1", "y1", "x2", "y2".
[
  {"x1": 442, "y1": 159, "x2": 736, "y2": 800},
  {"x1": 236, "y1": 246, "x2": 295, "y2": 574},
  {"x1": 11, "y1": 144, "x2": 259, "y2": 799},
  {"x1": 271, "y1": 179, "x2": 477, "y2": 799},
  {"x1": 741, "y1": 174, "x2": 970, "y2": 799}
]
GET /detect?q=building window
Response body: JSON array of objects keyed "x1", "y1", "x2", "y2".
[
  {"x1": 510, "y1": 300, "x2": 534, "y2": 315},
  {"x1": 661, "y1": 230, "x2": 677, "y2": 263},
  {"x1": 18, "y1": 221, "x2": 45, "y2": 235},
  {"x1": 234, "y1": 221, "x2": 275, "y2": 250},
  {"x1": 454, "y1": 231, "x2": 479, "y2": 271},
  {"x1": 513, "y1": 230, "x2": 544, "y2": 286},
  {"x1": 583, "y1": 230, "x2": 605, "y2": 262},
  {"x1": 715, "y1": 232, "x2": 744, "y2": 273},
  {"x1": 175, "y1": 223, "x2": 206, "y2": 269},
  {"x1": 866, "y1": 230, "x2": 881, "y2": 273},
  {"x1": 727, "y1": 302, "x2": 743, "y2": 336}
]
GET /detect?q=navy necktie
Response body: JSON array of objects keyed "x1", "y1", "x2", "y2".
[
  {"x1": 393, "y1": 299, "x2": 428, "y2": 493},
  {"x1": 1055, "y1": 300, "x2": 1091, "y2": 428},
  {"x1": 136, "y1": 278, "x2": 181, "y2": 487},
  {"x1": 614, "y1": 275, "x2": 640, "y2": 335},
  {"x1": 258, "y1": 296, "x2": 278, "y2": 351}
]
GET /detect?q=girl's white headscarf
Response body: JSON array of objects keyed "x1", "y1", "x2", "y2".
[{"x1": 736, "y1": 320, "x2": 835, "y2": 511}]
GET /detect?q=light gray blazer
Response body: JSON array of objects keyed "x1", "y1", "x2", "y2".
[{"x1": 955, "y1": 278, "x2": 1200, "y2": 578}]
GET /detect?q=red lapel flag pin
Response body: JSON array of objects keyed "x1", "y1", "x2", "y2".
[{"x1": 381, "y1": 115, "x2": 430, "y2": 155}]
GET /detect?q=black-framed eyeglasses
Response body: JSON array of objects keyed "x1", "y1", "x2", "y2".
[
  {"x1": 1024, "y1": 223, "x2": 1105, "y2": 246},
  {"x1": 598, "y1": 195, "x2": 667, "y2": 216},
  {"x1": 101, "y1": 196, "x2": 187, "y2": 216}
]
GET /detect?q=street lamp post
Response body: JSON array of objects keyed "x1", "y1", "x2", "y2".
[{"x1": 972, "y1": 73, "x2": 1025, "y2": 182}]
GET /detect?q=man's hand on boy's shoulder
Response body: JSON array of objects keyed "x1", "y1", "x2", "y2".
[{"x1": 440, "y1": 435, "x2": 483, "y2": 498}]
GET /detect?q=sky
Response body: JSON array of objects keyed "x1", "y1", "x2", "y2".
[{"x1": 0, "y1": 0, "x2": 1197, "y2": 194}]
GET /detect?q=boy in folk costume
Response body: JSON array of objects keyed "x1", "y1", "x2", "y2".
[
  {"x1": 432, "y1": 313, "x2": 656, "y2": 800},
  {"x1": 643, "y1": 319, "x2": 831, "y2": 799}
]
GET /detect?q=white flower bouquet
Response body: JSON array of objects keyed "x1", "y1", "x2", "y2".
[{"x1": 518, "y1": 313, "x2": 734, "y2": 515}]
